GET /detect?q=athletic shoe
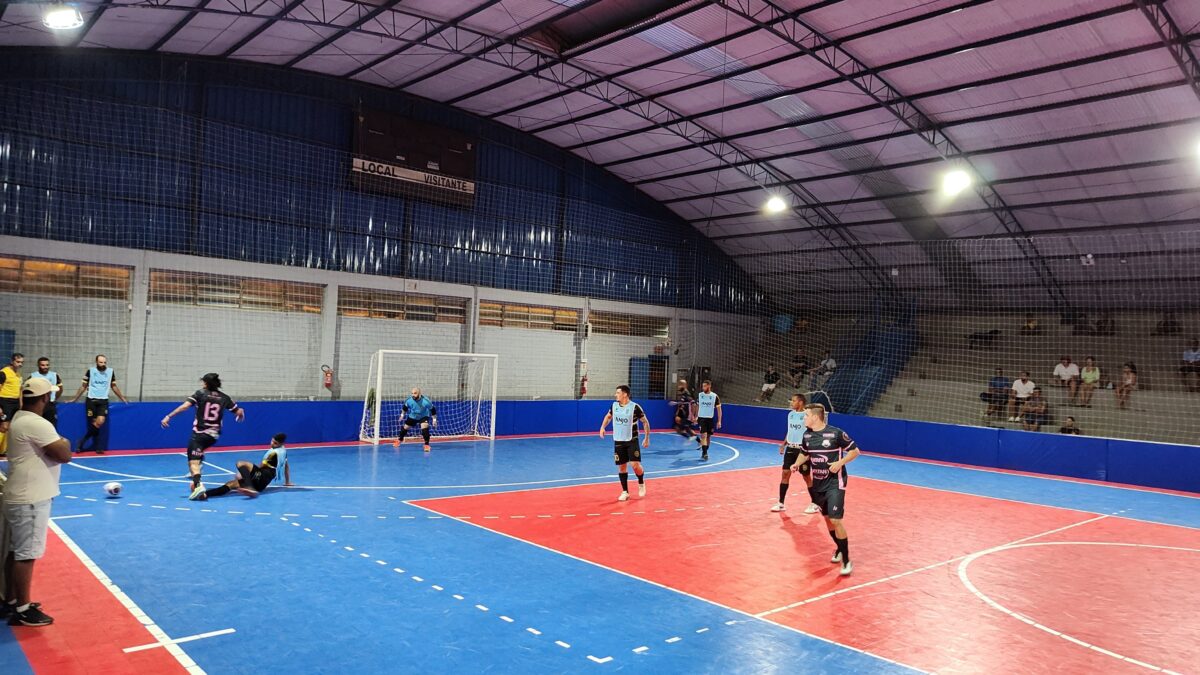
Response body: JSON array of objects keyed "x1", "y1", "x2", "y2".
[
  {"x1": 804, "y1": 503, "x2": 820, "y2": 514},
  {"x1": 1008, "y1": 416, "x2": 1019, "y2": 422},
  {"x1": 189, "y1": 486, "x2": 207, "y2": 501},
  {"x1": 392, "y1": 439, "x2": 400, "y2": 447},
  {"x1": 234, "y1": 487, "x2": 259, "y2": 498},
  {"x1": 617, "y1": 491, "x2": 630, "y2": 502},
  {"x1": 830, "y1": 550, "x2": 842, "y2": 563},
  {"x1": 770, "y1": 503, "x2": 786, "y2": 512},
  {"x1": 9, "y1": 604, "x2": 53, "y2": 627},
  {"x1": 839, "y1": 561, "x2": 853, "y2": 577},
  {"x1": 701, "y1": 452, "x2": 708, "y2": 461},
  {"x1": 94, "y1": 448, "x2": 105, "y2": 454},
  {"x1": 638, "y1": 484, "x2": 646, "y2": 498},
  {"x1": 423, "y1": 444, "x2": 431, "y2": 453}
]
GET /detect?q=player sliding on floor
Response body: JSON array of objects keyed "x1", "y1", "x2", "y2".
[
  {"x1": 394, "y1": 387, "x2": 437, "y2": 452},
  {"x1": 599, "y1": 385, "x2": 650, "y2": 502},
  {"x1": 771, "y1": 393, "x2": 820, "y2": 514},
  {"x1": 160, "y1": 373, "x2": 243, "y2": 498},
  {"x1": 192, "y1": 433, "x2": 291, "y2": 500},
  {"x1": 791, "y1": 403, "x2": 860, "y2": 576}
]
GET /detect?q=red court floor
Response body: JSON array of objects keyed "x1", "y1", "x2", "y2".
[{"x1": 416, "y1": 467, "x2": 1200, "y2": 674}]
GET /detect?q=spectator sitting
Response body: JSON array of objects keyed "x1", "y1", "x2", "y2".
[
  {"x1": 1019, "y1": 314, "x2": 1041, "y2": 336},
  {"x1": 967, "y1": 329, "x2": 1001, "y2": 349},
  {"x1": 755, "y1": 366, "x2": 782, "y2": 402},
  {"x1": 1154, "y1": 311, "x2": 1181, "y2": 336},
  {"x1": 1179, "y1": 339, "x2": 1200, "y2": 392},
  {"x1": 1020, "y1": 387, "x2": 1049, "y2": 432},
  {"x1": 979, "y1": 367, "x2": 1010, "y2": 419},
  {"x1": 1094, "y1": 312, "x2": 1115, "y2": 336},
  {"x1": 1059, "y1": 416, "x2": 1082, "y2": 435},
  {"x1": 787, "y1": 350, "x2": 809, "y2": 388},
  {"x1": 1052, "y1": 355, "x2": 1080, "y2": 403},
  {"x1": 808, "y1": 350, "x2": 837, "y2": 389},
  {"x1": 1008, "y1": 371, "x2": 1036, "y2": 422},
  {"x1": 1116, "y1": 363, "x2": 1137, "y2": 409},
  {"x1": 1077, "y1": 356, "x2": 1100, "y2": 407}
]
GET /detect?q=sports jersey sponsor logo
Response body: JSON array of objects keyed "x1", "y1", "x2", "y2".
[
  {"x1": 822, "y1": 439, "x2": 831, "y2": 447},
  {"x1": 822, "y1": 433, "x2": 836, "y2": 438},
  {"x1": 615, "y1": 416, "x2": 631, "y2": 425}
]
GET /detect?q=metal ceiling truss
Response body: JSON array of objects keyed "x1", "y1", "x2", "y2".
[
  {"x1": 570, "y1": 2, "x2": 1132, "y2": 154},
  {"x1": 148, "y1": 0, "x2": 214, "y2": 52},
  {"x1": 220, "y1": 0, "x2": 308, "y2": 58},
  {"x1": 72, "y1": 0, "x2": 113, "y2": 48},
  {"x1": 1134, "y1": 0, "x2": 1200, "y2": 101},
  {"x1": 281, "y1": 0, "x2": 406, "y2": 68},
  {"x1": 672, "y1": 114, "x2": 1200, "y2": 217}
]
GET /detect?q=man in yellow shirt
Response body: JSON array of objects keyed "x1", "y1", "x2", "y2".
[{"x1": 0, "y1": 353, "x2": 25, "y2": 453}]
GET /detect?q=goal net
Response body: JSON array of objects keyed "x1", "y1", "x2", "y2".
[{"x1": 358, "y1": 350, "x2": 498, "y2": 444}]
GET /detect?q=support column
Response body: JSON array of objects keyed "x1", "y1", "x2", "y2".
[
  {"x1": 125, "y1": 252, "x2": 150, "y2": 402},
  {"x1": 317, "y1": 284, "x2": 339, "y2": 399}
]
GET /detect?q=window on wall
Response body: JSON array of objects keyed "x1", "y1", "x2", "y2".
[
  {"x1": 589, "y1": 311, "x2": 670, "y2": 338},
  {"x1": 478, "y1": 301, "x2": 578, "y2": 331},
  {"x1": 0, "y1": 256, "x2": 131, "y2": 300},
  {"x1": 149, "y1": 271, "x2": 322, "y2": 313},
  {"x1": 337, "y1": 287, "x2": 467, "y2": 324}
]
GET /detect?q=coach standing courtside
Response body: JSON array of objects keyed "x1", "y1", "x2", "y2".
[{"x1": 2, "y1": 377, "x2": 71, "y2": 626}]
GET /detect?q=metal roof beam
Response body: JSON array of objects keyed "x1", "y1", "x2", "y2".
[
  {"x1": 341, "y1": 0, "x2": 508, "y2": 79},
  {"x1": 282, "y1": 0, "x2": 406, "y2": 68},
  {"x1": 1134, "y1": 0, "x2": 1200, "y2": 101},
  {"x1": 220, "y1": 0, "x2": 308, "y2": 58},
  {"x1": 71, "y1": 0, "x2": 113, "y2": 48},
  {"x1": 149, "y1": 0, "x2": 214, "y2": 52}
]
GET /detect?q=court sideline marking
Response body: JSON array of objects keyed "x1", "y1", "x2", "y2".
[
  {"x1": 48, "y1": 520, "x2": 208, "y2": 674},
  {"x1": 958, "y1": 541, "x2": 1195, "y2": 674}
]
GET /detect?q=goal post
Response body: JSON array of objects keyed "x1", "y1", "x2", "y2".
[{"x1": 359, "y1": 349, "x2": 498, "y2": 444}]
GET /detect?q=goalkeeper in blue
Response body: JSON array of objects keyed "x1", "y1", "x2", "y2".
[{"x1": 394, "y1": 387, "x2": 437, "y2": 452}]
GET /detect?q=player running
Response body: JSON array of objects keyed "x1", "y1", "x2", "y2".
[
  {"x1": 192, "y1": 433, "x2": 291, "y2": 500},
  {"x1": 394, "y1": 387, "x2": 437, "y2": 452},
  {"x1": 160, "y1": 373, "x2": 244, "y2": 499},
  {"x1": 669, "y1": 379, "x2": 696, "y2": 440},
  {"x1": 696, "y1": 380, "x2": 721, "y2": 461},
  {"x1": 599, "y1": 385, "x2": 650, "y2": 502},
  {"x1": 771, "y1": 393, "x2": 820, "y2": 514},
  {"x1": 792, "y1": 404, "x2": 860, "y2": 576}
]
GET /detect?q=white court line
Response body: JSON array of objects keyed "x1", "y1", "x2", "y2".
[
  {"x1": 123, "y1": 628, "x2": 236, "y2": 653},
  {"x1": 201, "y1": 460, "x2": 236, "y2": 476},
  {"x1": 60, "y1": 477, "x2": 164, "y2": 486},
  {"x1": 755, "y1": 514, "x2": 1110, "y2": 617},
  {"x1": 958, "y1": 541, "x2": 1196, "y2": 674},
  {"x1": 48, "y1": 520, "x2": 206, "y2": 674},
  {"x1": 405, "y1": 501, "x2": 925, "y2": 674},
  {"x1": 51, "y1": 513, "x2": 93, "y2": 521}
]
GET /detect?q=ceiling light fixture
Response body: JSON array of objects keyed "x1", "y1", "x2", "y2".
[
  {"x1": 42, "y1": 5, "x2": 84, "y2": 30},
  {"x1": 765, "y1": 196, "x2": 787, "y2": 214},
  {"x1": 942, "y1": 169, "x2": 972, "y2": 197}
]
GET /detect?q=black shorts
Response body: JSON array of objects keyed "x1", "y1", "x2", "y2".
[
  {"x1": 810, "y1": 487, "x2": 846, "y2": 518},
  {"x1": 187, "y1": 433, "x2": 217, "y2": 461},
  {"x1": 86, "y1": 398, "x2": 109, "y2": 418},
  {"x1": 783, "y1": 446, "x2": 810, "y2": 474},
  {"x1": 0, "y1": 398, "x2": 18, "y2": 423},
  {"x1": 698, "y1": 418, "x2": 715, "y2": 435},
  {"x1": 403, "y1": 418, "x2": 429, "y2": 428},
  {"x1": 239, "y1": 464, "x2": 276, "y2": 492},
  {"x1": 613, "y1": 439, "x2": 642, "y2": 465}
]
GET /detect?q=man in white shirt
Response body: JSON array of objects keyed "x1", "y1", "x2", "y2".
[
  {"x1": 2, "y1": 378, "x2": 71, "y2": 627},
  {"x1": 808, "y1": 351, "x2": 838, "y2": 389},
  {"x1": 1180, "y1": 339, "x2": 1200, "y2": 392},
  {"x1": 1008, "y1": 371, "x2": 1036, "y2": 422},
  {"x1": 1052, "y1": 355, "x2": 1080, "y2": 404}
]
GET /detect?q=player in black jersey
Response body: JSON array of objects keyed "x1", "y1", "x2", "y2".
[
  {"x1": 160, "y1": 373, "x2": 244, "y2": 499},
  {"x1": 669, "y1": 379, "x2": 696, "y2": 440},
  {"x1": 792, "y1": 404, "x2": 860, "y2": 576}
]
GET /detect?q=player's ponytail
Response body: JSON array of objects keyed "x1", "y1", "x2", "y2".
[{"x1": 202, "y1": 372, "x2": 222, "y2": 390}]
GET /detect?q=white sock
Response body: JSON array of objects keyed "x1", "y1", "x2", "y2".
[{"x1": 16, "y1": 603, "x2": 31, "y2": 612}]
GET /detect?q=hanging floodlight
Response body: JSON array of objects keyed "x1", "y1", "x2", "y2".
[
  {"x1": 765, "y1": 196, "x2": 787, "y2": 214},
  {"x1": 42, "y1": 5, "x2": 84, "y2": 30},
  {"x1": 942, "y1": 169, "x2": 972, "y2": 197}
]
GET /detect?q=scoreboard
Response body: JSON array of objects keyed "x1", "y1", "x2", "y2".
[{"x1": 350, "y1": 109, "x2": 477, "y2": 207}]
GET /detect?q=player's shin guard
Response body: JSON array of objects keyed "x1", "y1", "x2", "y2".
[
  {"x1": 421, "y1": 427, "x2": 431, "y2": 444},
  {"x1": 779, "y1": 483, "x2": 790, "y2": 503},
  {"x1": 634, "y1": 469, "x2": 644, "y2": 484},
  {"x1": 836, "y1": 536, "x2": 849, "y2": 563},
  {"x1": 619, "y1": 472, "x2": 629, "y2": 491}
]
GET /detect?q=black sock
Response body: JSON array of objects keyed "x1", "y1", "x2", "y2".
[
  {"x1": 635, "y1": 471, "x2": 644, "y2": 484},
  {"x1": 191, "y1": 474, "x2": 202, "y2": 489},
  {"x1": 828, "y1": 529, "x2": 839, "y2": 544},
  {"x1": 619, "y1": 472, "x2": 629, "y2": 491},
  {"x1": 397, "y1": 427, "x2": 408, "y2": 442},
  {"x1": 421, "y1": 427, "x2": 431, "y2": 444},
  {"x1": 206, "y1": 485, "x2": 231, "y2": 498},
  {"x1": 779, "y1": 483, "x2": 790, "y2": 503},
  {"x1": 808, "y1": 487, "x2": 819, "y2": 503},
  {"x1": 836, "y1": 536, "x2": 849, "y2": 563}
]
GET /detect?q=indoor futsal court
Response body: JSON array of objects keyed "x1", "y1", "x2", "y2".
[{"x1": 4, "y1": 0, "x2": 1200, "y2": 673}]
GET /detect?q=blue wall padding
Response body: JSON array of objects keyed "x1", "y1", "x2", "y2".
[
  {"x1": 48, "y1": 400, "x2": 1197, "y2": 492},
  {"x1": 997, "y1": 430, "x2": 1108, "y2": 481}
]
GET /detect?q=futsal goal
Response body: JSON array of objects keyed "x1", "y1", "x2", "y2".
[{"x1": 359, "y1": 350, "x2": 498, "y2": 444}]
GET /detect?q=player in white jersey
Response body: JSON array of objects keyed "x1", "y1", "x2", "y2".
[
  {"x1": 599, "y1": 385, "x2": 650, "y2": 502},
  {"x1": 771, "y1": 393, "x2": 820, "y2": 514}
]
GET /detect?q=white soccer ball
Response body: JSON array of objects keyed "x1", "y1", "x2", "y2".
[{"x1": 104, "y1": 482, "x2": 123, "y2": 498}]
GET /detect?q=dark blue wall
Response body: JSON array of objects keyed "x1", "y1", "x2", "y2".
[
  {"x1": 0, "y1": 50, "x2": 762, "y2": 313},
  {"x1": 718, "y1": 404, "x2": 1200, "y2": 493}
]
